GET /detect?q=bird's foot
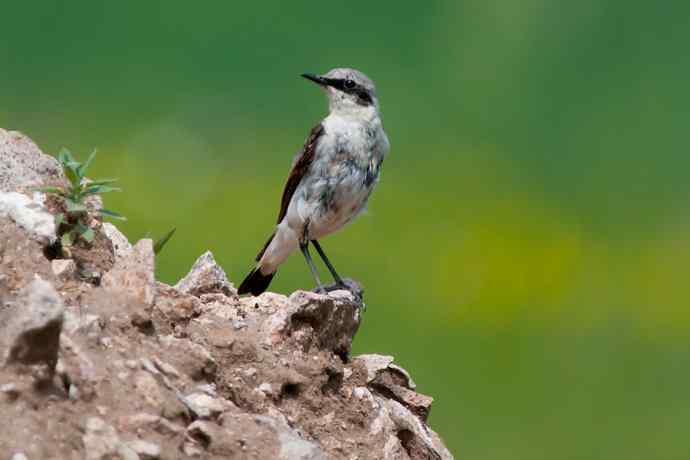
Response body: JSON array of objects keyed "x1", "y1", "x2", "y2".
[{"x1": 311, "y1": 278, "x2": 364, "y2": 305}]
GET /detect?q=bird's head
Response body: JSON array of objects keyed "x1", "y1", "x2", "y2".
[{"x1": 302, "y1": 68, "x2": 379, "y2": 116}]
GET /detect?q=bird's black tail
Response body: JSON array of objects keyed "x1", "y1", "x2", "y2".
[{"x1": 238, "y1": 267, "x2": 275, "y2": 296}]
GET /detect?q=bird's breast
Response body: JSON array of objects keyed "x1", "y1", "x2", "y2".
[{"x1": 286, "y1": 114, "x2": 388, "y2": 239}]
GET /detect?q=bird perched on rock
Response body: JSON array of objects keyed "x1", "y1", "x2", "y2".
[{"x1": 238, "y1": 68, "x2": 390, "y2": 296}]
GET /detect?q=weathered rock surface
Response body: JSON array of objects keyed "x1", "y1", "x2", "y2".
[
  {"x1": 102, "y1": 222, "x2": 133, "y2": 260},
  {"x1": 0, "y1": 191, "x2": 56, "y2": 243},
  {"x1": 175, "y1": 251, "x2": 236, "y2": 297},
  {"x1": 1, "y1": 278, "x2": 64, "y2": 371},
  {"x1": 0, "y1": 130, "x2": 454, "y2": 459},
  {"x1": 0, "y1": 128, "x2": 66, "y2": 193},
  {"x1": 102, "y1": 238, "x2": 156, "y2": 307}
]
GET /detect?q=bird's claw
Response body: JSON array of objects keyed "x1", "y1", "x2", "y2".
[{"x1": 311, "y1": 278, "x2": 364, "y2": 304}]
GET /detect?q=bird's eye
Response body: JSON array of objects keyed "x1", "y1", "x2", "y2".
[{"x1": 344, "y1": 79, "x2": 356, "y2": 89}]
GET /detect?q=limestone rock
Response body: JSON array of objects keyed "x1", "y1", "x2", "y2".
[
  {"x1": 375, "y1": 398, "x2": 454, "y2": 460},
  {"x1": 82, "y1": 417, "x2": 125, "y2": 460},
  {"x1": 127, "y1": 440, "x2": 161, "y2": 459},
  {"x1": 1, "y1": 278, "x2": 64, "y2": 370},
  {"x1": 182, "y1": 392, "x2": 233, "y2": 420},
  {"x1": 255, "y1": 415, "x2": 331, "y2": 460},
  {"x1": 174, "y1": 251, "x2": 236, "y2": 297},
  {"x1": 356, "y1": 354, "x2": 395, "y2": 382},
  {"x1": 267, "y1": 289, "x2": 362, "y2": 357},
  {"x1": 102, "y1": 239, "x2": 155, "y2": 307},
  {"x1": 51, "y1": 258, "x2": 76, "y2": 279},
  {"x1": 0, "y1": 191, "x2": 56, "y2": 243},
  {"x1": 0, "y1": 128, "x2": 66, "y2": 193},
  {"x1": 101, "y1": 222, "x2": 132, "y2": 260},
  {"x1": 158, "y1": 335, "x2": 217, "y2": 381}
]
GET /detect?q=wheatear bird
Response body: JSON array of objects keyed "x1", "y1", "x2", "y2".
[{"x1": 238, "y1": 68, "x2": 389, "y2": 296}]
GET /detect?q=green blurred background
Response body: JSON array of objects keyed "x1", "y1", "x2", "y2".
[{"x1": 2, "y1": 1, "x2": 690, "y2": 458}]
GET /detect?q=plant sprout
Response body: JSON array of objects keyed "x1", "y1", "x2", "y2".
[{"x1": 35, "y1": 148, "x2": 125, "y2": 248}]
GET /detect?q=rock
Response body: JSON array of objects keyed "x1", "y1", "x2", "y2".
[
  {"x1": 255, "y1": 415, "x2": 330, "y2": 460},
  {"x1": 118, "y1": 413, "x2": 184, "y2": 435},
  {"x1": 127, "y1": 440, "x2": 161, "y2": 459},
  {"x1": 187, "y1": 412, "x2": 288, "y2": 457},
  {"x1": 0, "y1": 191, "x2": 56, "y2": 243},
  {"x1": 182, "y1": 392, "x2": 232, "y2": 420},
  {"x1": 51, "y1": 258, "x2": 76, "y2": 279},
  {"x1": 59, "y1": 334, "x2": 98, "y2": 386},
  {"x1": 182, "y1": 440, "x2": 204, "y2": 457},
  {"x1": 0, "y1": 128, "x2": 66, "y2": 193},
  {"x1": 152, "y1": 282, "x2": 201, "y2": 325},
  {"x1": 134, "y1": 371, "x2": 165, "y2": 408},
  {"x1": 355, "y1": 354, "x2": 432, "y2": 421},
  {"x1": 82, "y1": 417, "x2": 122, "y2": 460},
  {"x1": 174, "y1": 251, "x2": 236, "y2": 297},
  {"x1": 185, "y1": 420, "x2": 217, "y2": 452},
  {"x1": 152, "y1": 356, "x2": 181, "y2": 379},
  {"x1": 69, "y1": 383, "x2": 80, "y2": 400},
  {"x1": 101, "y1": 222, "x2": 132, "y2": 260},
  {"x1": 267, "y1": 290, "x2": 361, "y2": 357},
  {"x1": 258, "y1": 382, "x2": 274, "y2": 397},
  {"x1": 356, "y1": 354, "x2": 395, "y2": 382},
  {"x1": 376, "y1": 398, "x2": 454, "y2": 460},
  {"x1": 0, "y1": 129, "x2": 456, "y2": 460},
  {"x1": 158, "y1": 335, "x2": 217, "y2": 381},
  {"x1": 102, "y1": 239, "x2": 155, "y2": 307},
  {"x1": 389, "y1": 363, "x2": 417, "y2": 390},
  {"x1": 1, "y1": 278, "x2": 64, "y2": 370},
  {"x1": 0, "y1": 383, "x2": 20, "y2": 401},
  {"x1": 371, "y1": 372, "x2": 434, "y2": 421},
  {"x1": 63, "y1": 310, "x2": 102, "y2": 335}
]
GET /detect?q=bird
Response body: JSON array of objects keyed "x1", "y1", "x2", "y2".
[{"x1": 238, "y1": 68, "x2": 390, "y2": 296}]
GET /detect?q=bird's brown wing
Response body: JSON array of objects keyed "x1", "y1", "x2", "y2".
[
  {"x1": 252, "y1": 123, "x2": 324, "y2": 263},
  {"x1": 276, "y1": 122, "x2": 324, "y2": 224}
]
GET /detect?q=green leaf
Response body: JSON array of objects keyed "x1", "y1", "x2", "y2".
[
  {"x1": 82, "y1": 185, "x2": 121, "y2": 196},
  {"x1": 54, "y1": 213, "x2": 65, "y2": 227},
  {"x1": 61, "y1": 232, "x2": 74, "y2": 247},
  {"x1": 32, "y1": 186, "x2": 66, "y2": 196},
  {"x1": 99, "y1": 208, "x2": 127, "y2": 220},
  {"x1": 57, "y1": 148, "x2": 76, "y2": 165},
  {"x1": 64, "y1": 165, "x2": 81, "y2": 188},
  {"x1": 74, "y1": 221, "x2": 95, "y2": 243},
  {"x1": 85, "y1": 178, "x2": 119, "y2": 187},
  {"x1": 80, "y1": 227, "x2": 95, "y2": 242},
  {"x1": 154, "y1": 228, "x2": 176, "y2": 255},
  {"x1": 78, "y1": 149, "x2": 97, "y2": 177},
  {"x1": 65, "y1": 198, "x2": 87, "y2": 212},
  {"x1": 57, "y1": 148, "x2": 82, "y2": 187}
]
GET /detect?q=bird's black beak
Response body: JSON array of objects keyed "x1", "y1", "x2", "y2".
[{"x1": 301, "y1": 73, "x2": 328, "y2": 86}]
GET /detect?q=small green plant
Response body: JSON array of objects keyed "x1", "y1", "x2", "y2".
[
  {"x1": 36, "y1": 148, "x2": 125, "y2": 248},
  {"x1": 154, "y1": 227, "x2": 177, "y2": 255}
]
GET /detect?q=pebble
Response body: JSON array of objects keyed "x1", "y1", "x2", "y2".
[{"x1": 128, "y1": 440, "x2": 161, "y2": 459}]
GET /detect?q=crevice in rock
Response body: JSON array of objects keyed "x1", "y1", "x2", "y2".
[
  {"x1": 321, "y1": 368, "x2": 343, "y2": 395},
  {"x1": 397, "y1": 429, "x2": 415, "y2": 457},
  {"x1": 43, "y1": 240, "x2": 62, "y2": 260},
  {"x1": 280, "y1": 382, "x2": 302, "y2": 400},
  {"x1": 397, "y1": 428, "x2": 442, "y2": 460},
  {"x1": 188, "y1": 427, "x2": 211, "y2": 448}
]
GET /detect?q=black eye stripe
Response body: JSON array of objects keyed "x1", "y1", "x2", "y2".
[{"x1": 323, "y1": 77, "x2": 374, "y2": 106}]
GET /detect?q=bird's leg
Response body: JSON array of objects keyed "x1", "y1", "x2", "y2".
[
  {"x1": 310, "y1": 240, "x2": 345, "y2": 287},
  {"x1": 300, "y1": 241, "x2": 325, "y2": 293}
]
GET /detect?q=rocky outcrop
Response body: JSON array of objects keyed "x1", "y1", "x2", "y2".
[
  {"x1": 0, "y1": 128, "x2": 66, "y2": 194},
  {"x1": 0, "y1": 129, "x2": 454, "y2": 459}
]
